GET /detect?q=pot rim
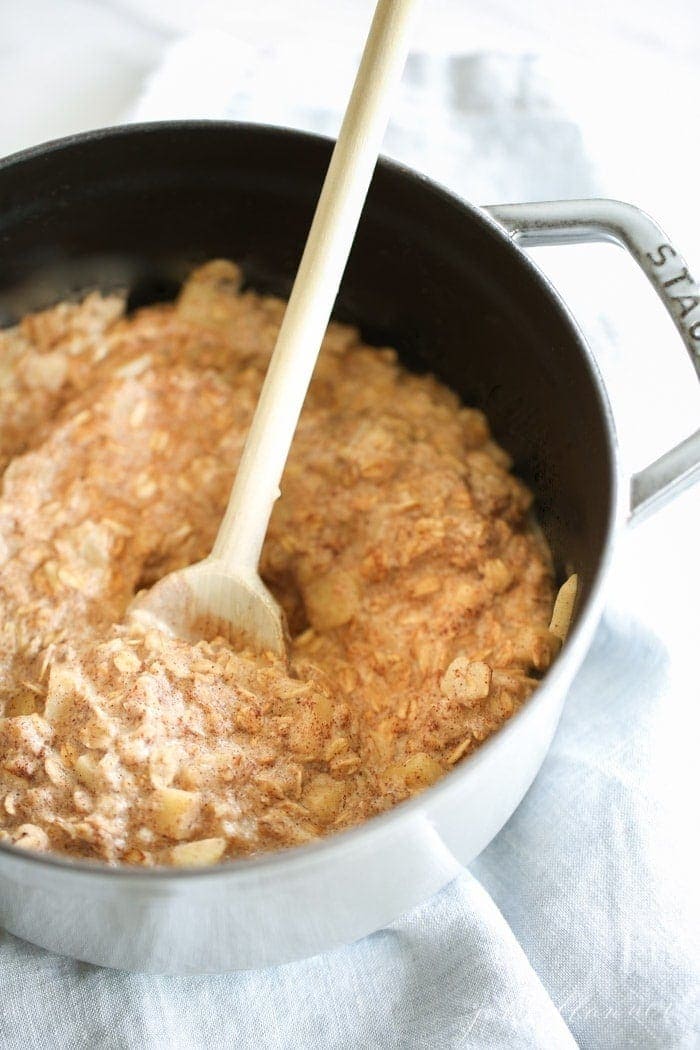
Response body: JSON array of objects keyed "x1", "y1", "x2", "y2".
[{"x1": 0, "y1": 119, "x2": 621, "y2": 884}]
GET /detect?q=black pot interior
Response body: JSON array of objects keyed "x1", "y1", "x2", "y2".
[{"x1": 0, "y1": 122, "x2": 615, "y2": 606}]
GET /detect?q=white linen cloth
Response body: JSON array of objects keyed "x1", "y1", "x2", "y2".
[{"x1": 0, "y1": 4, "x2": 698, "y2": 1047}]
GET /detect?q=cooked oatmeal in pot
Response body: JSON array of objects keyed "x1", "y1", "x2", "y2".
[{"x1": 0, "y1": 261, "x2": 559, "y2": 866}]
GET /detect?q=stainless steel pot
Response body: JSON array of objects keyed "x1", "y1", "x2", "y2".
[{"x1": 0, "y1": 123, "x2": 697, "y2": 973}]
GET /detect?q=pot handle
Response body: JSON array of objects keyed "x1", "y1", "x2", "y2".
[{"x1": 483, "y1": 199, "x2": 700, "y2": 524}]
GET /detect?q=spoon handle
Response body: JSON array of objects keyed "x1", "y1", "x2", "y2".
[{"x1": 211, "y1": 0, "x2": 420, "y2": 570}]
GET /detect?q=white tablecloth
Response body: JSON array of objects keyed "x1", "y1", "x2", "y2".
[{"x1": 0, "y1": 3, "x2": 698, "y2": 1047}]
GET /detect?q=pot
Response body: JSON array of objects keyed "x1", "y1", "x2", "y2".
[{"x1": 0, "y1": 122, "x2": 697, "y2": 974}]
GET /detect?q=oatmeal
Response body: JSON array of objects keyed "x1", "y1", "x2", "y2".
[{"x1": 0, "y1": 261, "x2": 558, "y2": 866}]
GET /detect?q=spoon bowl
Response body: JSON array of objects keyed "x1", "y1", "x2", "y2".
[{"x1": 130, "y1": 558, "x2": 287, "y2": 653}]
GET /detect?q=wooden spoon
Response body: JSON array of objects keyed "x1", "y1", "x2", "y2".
[{"x1": 130, "y1": 0, "x2": 420, "y2": 654}]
